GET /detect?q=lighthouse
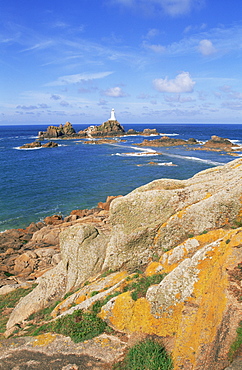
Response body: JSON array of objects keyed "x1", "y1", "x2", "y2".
[{"x1": 108, "y1": 108, "x2": 116, "y2": 121}]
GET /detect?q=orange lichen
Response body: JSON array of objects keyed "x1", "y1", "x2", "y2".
[
  {"x1": 146, "y1": 229, "x2": 227, "y2": 277},
  {"x1": 100, "y1": 229, "x2": 241, "y2": 370},
  {"x1": 145, "y1": 262, "x2": 163, "y2": 276},
  {"x1": 172, "y1": 231, "x2": 236, "y2": 369},
  {"x1": 75, "y1": 294, "x2": 87, "y2": 305},
  {"x1": 100, "y1": 291, "x2": 184, "y2": 337},
  {"x1": 107, "y1": 271, "x2": 128, "y2": 286}
]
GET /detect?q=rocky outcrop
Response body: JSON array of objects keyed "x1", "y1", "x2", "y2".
[
  {"x1": 203, "y1": 135, "x2": 237, "y2": 150},
  {"x1": 3, "y1": 158, "x2": 242, "y2": 370},
  {"x1": 78, "y1": 120, "x2": 125, "y2": 138},
  {"x1": 100, "y1": 228, "x2": 242, "y2": 370},
  {"x1": 137, "y1": 136, "x2": 198, "y2": 147},
  {"x1": 20, "y1": 141, "x2": 58, "y2": 149},
  {"x1": 38, "y1": 122, "x2": 76, "y2": 139},
  {"x1": 103, "y1": 159, "x2": 242, "y2": 270},
  {"x1": 142, "y1": 128, "x2": 159, "y2": 135}
]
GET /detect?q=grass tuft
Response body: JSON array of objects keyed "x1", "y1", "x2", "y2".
[
  {"x1": 31, "y1": 309, "x2": 107, "y2": 343},
  {"x1": 113, "y1": 338, "x2": 173, "y2": 370}
]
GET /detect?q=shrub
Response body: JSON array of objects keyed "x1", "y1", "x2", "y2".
[
  {"x1": 123, "y1": 274, "x2": 166, "y2": 301},
  {"x1": 229, "y1": 320, "x2": 242, "y2": 361},
  {"x1": 32, "y1": 309, "x2": 107, "y2": 343},
  {"x1": 113, "y1": 339, "x2": 173, "y2": 370}
]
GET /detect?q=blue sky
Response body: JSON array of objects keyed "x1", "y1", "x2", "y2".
[{"x1": 0, "y1": 0, "x2": 242, "y2": 125}]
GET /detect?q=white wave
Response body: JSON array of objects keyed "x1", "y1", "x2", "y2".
[
  {"x1": 160, "y1": 133, "x2": 179, "y2": 136},
  {"x1": 157, "y1": 162, "x2": 177, "y2": 166},
  {"x1": 115, "y1": 151, "x2": 160, "y2": 157},
  {"x1": 164, "y1": 152, "x2": 224, "y2": 166},
  {"x1": 14, "y1": 146, "x2": 42, "y2": 150}
]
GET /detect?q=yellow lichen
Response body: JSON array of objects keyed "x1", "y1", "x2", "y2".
[{"x1": 32, "y1": 333, "x2": 56, "y2": 347}]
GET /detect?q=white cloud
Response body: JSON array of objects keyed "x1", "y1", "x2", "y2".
[
  {"x1": 198, "y1": 39, "x2": 217, "y2": 55},
  {"x1": 144, "y1": 28, "x2": 160, "y2": 39},
  {"x1": 103, "y1": 86, "x2": 127, "y2": 97},
  {"x1": 142, "y1": 41, "x2": 166, "y2": 53},
  {"x1": 153, "y1": 72, "x2": 195, "y2": 93},
  {"x1": 45, "y1": 72, "x2": 113, "y2": 86},
  {"x1": 110, "y1": 0, "x2": 204, "y2": 16}
]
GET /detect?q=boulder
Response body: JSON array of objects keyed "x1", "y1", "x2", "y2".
[
  {"x1": 98, "y1": 195, "x2": 123, "y2": 211},
  {"x1": 138, "y1": 136, "x2": 197, "y2": 147},
  {"x1": 142, "y1": 128, "x2": 158, "y2": 135},
  {"x1": 100, "y1": 228, "x2": 242, "y2": 370},
  {"x1": 6, "y1": 261, "x2": 67, "y2": 331},
  {"x1": 60, "y1": 224, "x2": 109, "y2": 291},
  {"x1": 103, "y1": 158, "x2": 242, "y2": 270},
  {"x1": 44, "y1": 214, "x2": 63, "y2": 225},
  {"x1": 19, "y1": 141, "x2": 41, "y2": 149},
  {"x1": 78, "y1": 121, "x2": 125, "y2": 137},
  {"x1": 203, "y1": 135, "x2": 236, "y2": 150},
  {"x1": 38, "y1": 122, "x2": 76, "y2": 139},
  {"x1": 42, "y1": 141, "x2": 58, "y2": 148}
]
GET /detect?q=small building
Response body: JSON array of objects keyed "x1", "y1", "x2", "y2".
[{"x1": 108, "y1": 108, "x2": 116, "y2": 121}]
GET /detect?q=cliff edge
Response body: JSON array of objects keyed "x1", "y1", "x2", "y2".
[{"x1": 2, "y1": 158, "x2": 242, "y2": 370}]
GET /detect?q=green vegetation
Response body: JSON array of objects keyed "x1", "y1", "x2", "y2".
[
  {"x1": 91, "y1": 291, "x2": 121, "y2": 315},
  {"x1": 113, "y1": 339, "x2": 173, "y2": 370},
  {"x1": 101, "y1": 269, "x2": 115, "y2": 278},
  {"x1": 229, "y1": 320, "x2": 242, "y2": 361},
  {"x1": 28, "y1": 300, "x2": 61, "y2": 322},
  {"x1": 0, "y1": 285, "x2": 36, "y2": 336},
  {"x1": 123, "y1": 274, "x2": 166, "y2": 301},
  {"x1": 32, "y1": 309, "x2": 107, "y2": 343}
]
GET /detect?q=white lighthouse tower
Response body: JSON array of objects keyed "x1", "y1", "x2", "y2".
[{"x1": 108, "y1": 108, "x2": 116, "y2": 121}]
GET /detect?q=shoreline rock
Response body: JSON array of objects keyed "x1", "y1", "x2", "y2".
[
  {"x1": 1, "y1": 158, "x2": 242, "y2": 370},
  {"x1": 20, "y1": 141, "x2": 58, "y2": 149}
]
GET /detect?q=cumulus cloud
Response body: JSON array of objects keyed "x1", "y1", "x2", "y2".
[
  {"x1": 153, "y1": 72, "x2": 196, "y2": 93},
  {"x1": 198, "y1": 39, "x2": 217, "y2": 55},
  {"x1": 109, "y1": 0, "x2": 204, "y2": 16},
  {"x1": 45, "y1": 72, "x2": 113, "y2": 86},
  {"x1": 103, "y1": 86, "x2": 127, "y2": 97}
]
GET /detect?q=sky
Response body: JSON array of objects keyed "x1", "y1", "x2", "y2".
[{"x1": 0, "y1": 0, "x2": 242, "y2": 125}]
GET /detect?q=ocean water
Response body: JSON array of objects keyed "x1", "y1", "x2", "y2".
[{"x1": 0, "y1": 123, "x2": 242, "y2": 232}]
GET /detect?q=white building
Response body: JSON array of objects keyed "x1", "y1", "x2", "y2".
[{"x1": 108, "y1": 108, "x2": 116, "y2": 121}]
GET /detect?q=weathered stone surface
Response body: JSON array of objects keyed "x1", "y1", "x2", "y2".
[
  {"x1": 20, "y1": 141, "x2": 42, "y2": 149},
  {"x1": 60, "y1": 224, "x2": 109, "y2": 292},
  {"x1": 0, "y1": 333, "x2": 127, "y2": 368},
  {"x1": 100, "y1": 228, "x2": 242, "y2": 370},
  {"x1": 44, "y1": 214, "x2": 63, "y2": 225},
  {"x1": 3, "y1": 158, "x2": 242, "y2": 370},
  {"x1": 42, "y1": 141, "x2": 58, "y2": 148},
  {"x1": 38, "y1": 122, "x2": 76, "y2": 139},
  {"x1": 203, "y1": 135, "x2": 236, "y2": 149},
  {"x1": 6, "y1": 261, "x2": 67, "y2": 330},
  {"x1": 78, "y1": 120, "x2": 125, "y2": 137},
  {"x1": 103, "y1": 158, "x2": 242, "y2": 270},
  {"x1": 142, "y1": 128, "x2": 158, "y2": 135},
  {"x1": 138, "y1": 135, "x2": 198, "y2": 147},
  {"x1": 98, "y1": 195, "x2": 123, "y2": 211}
]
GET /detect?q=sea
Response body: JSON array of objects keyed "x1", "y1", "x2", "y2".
[{"x1": 1, "y1": 123, "x2": 242, "y2": 232}]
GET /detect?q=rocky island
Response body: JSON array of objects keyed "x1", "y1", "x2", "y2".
[{"x1": 0, "y1": 158, "x2": 241, "y2": 370}]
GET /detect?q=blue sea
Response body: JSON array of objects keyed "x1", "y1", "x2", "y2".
[{"x1": 0, "y1": 123, "x2": 242, "y2": 232}]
